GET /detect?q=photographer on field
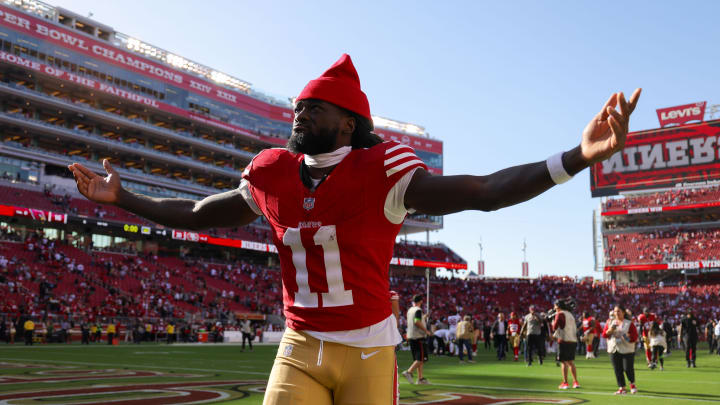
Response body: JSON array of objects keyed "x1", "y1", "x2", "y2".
[{"x1": 551, "y1": 299, "x2": 580, "y2": 389}]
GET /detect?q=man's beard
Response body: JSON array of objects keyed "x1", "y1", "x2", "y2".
[{"x1": 286, "y1": 125, "x2": 338, "y2": 155}]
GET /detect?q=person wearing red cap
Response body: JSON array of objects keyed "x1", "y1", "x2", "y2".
[{"x1": 68, "y1": 53, "x2": 640, "y2": 404}]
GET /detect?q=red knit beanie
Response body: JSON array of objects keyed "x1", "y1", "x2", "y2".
[{"x1": 297, "y1": 54, "x2": 371, "y2": 121}]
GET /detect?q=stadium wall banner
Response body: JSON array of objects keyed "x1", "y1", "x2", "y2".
[
  {"x1": 605, "y1": 260, "x2": 720, "y2": 272},
  {"x1": 656, "y1": 102, "x2": 706, "y2": 128},
  {"x1": 602, "y1": 200, "x2": 720, "y2": 216},
  {"x1": 0, "y1": 50, "x2": 286, "y2": 146},
  {"x1": 0, "y1": 204, "x2": 68, "y2": 223},
  {"x1": 0, "y1": 3, "x2": 293, "y2": 124},
  {"x1": 589, "y1": 120, "x2": 720, "y2": 196}
]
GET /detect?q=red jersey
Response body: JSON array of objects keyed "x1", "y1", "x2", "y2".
[
  {"x1": 243, "y1": 142, "x2": 427, "y2": 331},
  {"x1": 582, "y1": 316, "x2": 595, "y2": 333},
  {"x1": 637, "y1": 313, "x2": 658, "y2": 337},
  {"x1": 508, "y1": 318, "x2": 521, "y2": 336}
]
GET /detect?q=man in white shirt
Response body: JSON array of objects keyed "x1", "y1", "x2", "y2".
[{"x1": 433, "y1": 328, "x2": 451, "y2": 355}]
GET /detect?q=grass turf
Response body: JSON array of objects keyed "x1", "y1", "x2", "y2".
[{"x1": 0, "y1": 342, "x2": 718, "y2": 404}]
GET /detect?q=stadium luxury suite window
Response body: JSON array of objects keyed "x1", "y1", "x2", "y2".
[{"x1": 2, "y1": 38, "x2": 165, "y2": 101}]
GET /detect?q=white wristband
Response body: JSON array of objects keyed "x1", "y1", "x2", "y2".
[{"x1": 547, "y1": 152, "x2": 572, "y2": 184}]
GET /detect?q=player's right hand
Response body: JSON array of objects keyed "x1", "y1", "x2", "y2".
[{"x1": 67, "y1": 159, "x2": 122, "y2": 204}]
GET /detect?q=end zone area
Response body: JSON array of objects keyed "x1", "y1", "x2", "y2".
[{"x1": 0, "y1": 343, "x2": 718, "y2": 404}]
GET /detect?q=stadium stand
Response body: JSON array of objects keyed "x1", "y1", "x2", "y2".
[
  {"x1": 606, "y1": 229, "x2": 720, "y2": 265},
  {"x1": 603, "y1": 186, "x2": 720, "y2": 211},
  {"x1": 2, "y1": 216, "x2": 717, "y2": 343}
]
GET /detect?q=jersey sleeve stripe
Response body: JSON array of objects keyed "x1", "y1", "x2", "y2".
[
  {"x1": 384, "y1": 152, "x2": 418, "y2": 166},
  {"x1": 238, "y1": 179, "x2": 263, "y2": 216},
  {"x1": 385, "y1": 143, "x2": 413, "y2": 154},
  {"x1": 386, "y1": 159, "x2": 425, "y2": 177}
]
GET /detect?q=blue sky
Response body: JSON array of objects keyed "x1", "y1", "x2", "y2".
[{"x1": 52, "y1": 0, "x2": 720, "y2": 278}]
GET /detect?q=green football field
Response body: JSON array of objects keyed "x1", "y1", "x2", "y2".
[{"x1": 0, "y1": 342, "x2": 718, "y2": 404}]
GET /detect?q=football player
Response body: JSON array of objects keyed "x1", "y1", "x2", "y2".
[
  {"x1": 447, "y1": 309, "x2": 462, "y2": 355},
  {"x1": 637, "y1": 307, "x2": 659, "y2": 367},
  {"x1": 68, "y1": 54, "x2": 640, "y2": 405},
  {"x1": 508, "y1": 311, "x2": 522, "y2": 361},
  {"x1": 582, "y1": 311, "x2": 596, "y2": 359}
]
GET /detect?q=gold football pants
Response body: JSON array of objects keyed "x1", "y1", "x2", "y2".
[{"x1": 263, "y1": 328, "x2": 398, "y2": 405}]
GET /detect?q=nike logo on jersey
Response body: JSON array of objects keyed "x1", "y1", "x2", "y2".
[{"x1": 361, "y1": 350, "x2": 380, "y2": 360}]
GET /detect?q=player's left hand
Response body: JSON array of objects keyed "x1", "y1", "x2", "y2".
[{"x1": 580, "y1": 88, "x2": 641, "y2": 164}]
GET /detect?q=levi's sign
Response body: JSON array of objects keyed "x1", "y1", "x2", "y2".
[
  {"x1": 590, "y1": 120, "x2": 720, "y2": 196},
  {"x1": 656, "y1": 102, "x2": 706, "y2": 128}
]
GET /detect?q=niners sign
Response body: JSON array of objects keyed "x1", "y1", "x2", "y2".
[{"x1": 590, "y1": 120, "x2": 720, "y2": 196}]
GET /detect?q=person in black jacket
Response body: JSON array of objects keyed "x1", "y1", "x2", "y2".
[
  {"x1": 680, "y1": 310, "x2": 700, "y2": 367},
  {"x1": 491, "y1": 313, "x2": 509, "y2": 360},
  {"x1": 0, "y1": 320, "x2": 6, "y2": 344},
  {"x1": 539, "y1": 312, "x2": 551, "y2": 362},
  {"x1": 483, "y1": 319, "x2": 492, "y2": 350},
  {"x1": 80, "y1": 322, "x2": 90, "y2": 345},
  {"x1": 705, "y1": 319, "x2": 716, "y2": 354},
  {"x1": 661, "y1": 319, "x2": 674, "y2": 354}
]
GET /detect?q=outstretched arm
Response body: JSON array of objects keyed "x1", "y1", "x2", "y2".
[
  {"x1": 405, "y1": 89, "x2": 641, "y2": 214},
  {"x1": 68, "y1": 159, "x2": 259, "y2": 230}
]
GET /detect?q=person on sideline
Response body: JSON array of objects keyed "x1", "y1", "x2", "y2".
[
  {"x1": 167, "y1": 322, "x2": 176, "y2": 344},
  {"x1": 483, "y1": 318, "x2": 492, "y2": 351},
  {"x1": 552, "y1": 300, "x2": 580, "y2": 390},
  {"x1": 508, "y1": 311, "x2": 522, "y2": 361},
  {"x1": 680, "y1": 310, "x2": 700, "y2": 368},
  {"x1": 23, "y1": 318, "x2": 34, "y2": 346},
  {"x1": 491, "y1": 313, "x2": 508, "y2": 360},
  {"x1": 456, "y1": 315, "x2": 475, "y2": 363},
  {"x1": 106, "y1": 321, "x2": 116, "y2": 345},
  {"x1": 648, "y1": 321, "x2": 667, "y2": 371},
  {"x1": 402, "y1": 295, "x2": 432, "y2": 385},
  {"x1": 241, "y1": 316, "x2": 254, "y2": 351},
  {"x1": 520, "y1": 305, "x2": 544, "y2": 366},
  {"x1": 602, "y1": 305, "x2": 639, "y2": 395},
  {"x1": 581, "y1": 311, "x2": 597, "y2": 359}
]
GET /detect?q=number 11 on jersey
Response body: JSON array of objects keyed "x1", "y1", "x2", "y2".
[{"x1": 282, "y1": 225, "x2": 354, "y2": 308}]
